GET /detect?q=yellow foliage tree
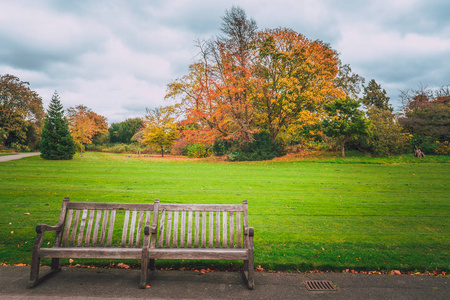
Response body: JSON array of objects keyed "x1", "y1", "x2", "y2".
[{"x1": 143, "y1": 107, "x2": 179, "y2": 157}]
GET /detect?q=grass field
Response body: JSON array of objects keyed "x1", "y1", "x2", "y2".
[{"x1": 1, "y1": 152, "x2": 449, "y2": 272}]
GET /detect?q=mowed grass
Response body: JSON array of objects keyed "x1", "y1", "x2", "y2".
[{"x1": 0, "y1": 152, "x2": 449, "y2": 272}]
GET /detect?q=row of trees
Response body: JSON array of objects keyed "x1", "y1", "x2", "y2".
[{"x1": 1, "y1": 8, "x2": 448, "y2": 160}]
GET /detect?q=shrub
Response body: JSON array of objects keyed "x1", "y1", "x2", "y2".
[
  {"x1": 435, "y1": 141, "x2": 450, "y2": 155},
  {"x1": 227, "y1": 131, "x2": 285, "y2": 161},
  {"x1": 186, "y1": 144, "x2": 211, "y2": 158}
]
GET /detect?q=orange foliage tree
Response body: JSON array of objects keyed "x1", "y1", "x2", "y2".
[{"x1": 66, "y1": 105, "x2": 108, "y2": 156}]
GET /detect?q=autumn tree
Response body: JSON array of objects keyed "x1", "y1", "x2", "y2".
[
  {"x1": 166, "y1": 6, "x2": 258, "y2": 146},
  {"x1": 321, "y1": 97, "x2": 371, "y2": 156},
  {"x1": 143, "y1": 107, "x2": 179, "y2": 157},
  {"x1": 67, "y1": 105, "x2": 108, "y2": 156},
  {"x1": 399, "y1": 85, "x2": 450, "y2": 153},
  {"x1": 253, "y1": 29, "x2": 344, "y2": 143},
  {"x1": 39, "y1": 92, "x2": 76, "y2": 160},
  {"x1": 0, "y1": 74, "x2": 44, "y2": 150}
]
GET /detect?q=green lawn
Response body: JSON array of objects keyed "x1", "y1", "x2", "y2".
[{"x1": 1, "y1": 152, "x2": 449, "y2": 272}]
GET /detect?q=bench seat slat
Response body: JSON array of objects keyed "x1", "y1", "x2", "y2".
[
  {"x1": 194, "y1": 211, "x2": 199, "y2": 248},
  {"x1": 166, "y1": 211, "x2": 172, "y2": 248},
  {"x1": 158, "y1": 210, "x2": 165, "y2": 247},
  {"x1": 180, "y1": 211, "x2": 186, "y2": 247},
  {"x1": 39, "y1": 247, "x2": 142, "y2": 259},
  {"x1": 148, "y1": 248, "x2": 249, "y2": 260}
]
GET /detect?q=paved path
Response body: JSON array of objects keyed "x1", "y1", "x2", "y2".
[
  {"x1": 0, "y1": 266, "x2": 448, "y2": 299},
  {"x1": 0, "y1": 152, "x2": 40, "y2": 162}
]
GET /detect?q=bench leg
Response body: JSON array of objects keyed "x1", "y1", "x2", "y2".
[
  {"x1": 140, "y1": 249, "x2": 149, "y2": 288},
  {"x1": 28, "y1": 256, "x2": 60, "y2": 288},
  {"x1": 51, "y1": 258, "x2": 61, "y2": 271},
  {"x1": 149, "y1": 259, "x2": 155, "y2": 271},
  {"x1": 243, "y1": 251, "x2": 255, "y2": 289}
]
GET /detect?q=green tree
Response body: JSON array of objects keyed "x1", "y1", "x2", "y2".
[
  {"x1": 109, "y1": 118, "x2": 144, "y2": 144},
  {"x1": 322, "y1": 97, "x2": 371, "y2": 156},
  {"x1": 143, "y1": 107, "x2": 179, "y2": 157},
  {"x1": 0, "y1": 74, "x2": 44, "y2": 150},
  {"x1": 361, "y1": 79, "x2": 392, "y2": 111},
  {"x1": 364, "y1": 107, "x2": 410, "y2": 156},
  {"x1": 39, "y1": 92, "x2": 76, "y2": 160}
]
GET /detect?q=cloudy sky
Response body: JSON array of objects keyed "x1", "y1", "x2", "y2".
[{"x1": 1, "y1": 0, "x2": 449, "y2": 123}]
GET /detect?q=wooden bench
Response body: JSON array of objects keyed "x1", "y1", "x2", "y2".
[
  {"x1": 29, "y1": 198, "x2": 255, "y2": 289},
  {"x1": 144, "y1": 201, "x2": 255, "y2": 289},
  {"x1": 29, "y1": 197, "x2": 159, "y2": 288}
]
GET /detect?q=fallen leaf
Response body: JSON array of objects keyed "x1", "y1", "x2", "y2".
[
  {"x1": 69, "y1": 259, "x2": 74, "y2": 264},
  {"x1": 394, "y1": 270, "x2": 401, "y2": 275},
  {"x1": 145, "y1": 285, "x2": 151, "y2": 289},
  {"x1": 24, "y1": 213, "x2": 30, "y2": 215},
  {"x1": 10, "y1": 231, "x2": 14, "y2": 234},
  {"x1": 15, "y1": 263, "x2": 26, "y2": 266}
]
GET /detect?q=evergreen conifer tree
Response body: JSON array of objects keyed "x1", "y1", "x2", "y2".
[{"x1": 39, "y1": 92, "x2": 76, "y2": 160}]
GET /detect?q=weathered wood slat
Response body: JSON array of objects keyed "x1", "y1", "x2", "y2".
[
  {"x1": 166, "y1": 211, "x2": 172, "y2": 248},
  {"x1": 77, "y1": 210, "x2": 88, "y2": 247},
  {"x1": 187, "y1": 211, "x2": 193, "y2": 247},
  {"x1": 208, "y1": 212, "x2": 214, "y2": 248},
  {"x1": 99, "y1": 210, "x2": 109, "y2": 247},
  {"x1": 229, "y1": 211, "x2": 234, "y2": 248},
  {"x1": 147, "y1": 248, "x2": 249, "y2": 260},
  {"x1": 215, "y1": 211, "x2": 220, "y2": 248},
  {"x1": 84, "y1": 210, "x2": 95, "y2": 246},
  {"x1": 222, "y1": 211, "x2": 227, "y2": 248},
  {"x1": 40, "y1": 247, "x2": 142, "y2": 259},
  {"x1": 121, "y1": 211, "x2": 130, "y2": 247},
  {"x1": 62, "y1": 209, "x2": 74, "y2": 247},
  {"x1": 158, "y1": 204, "x2": 244, "y2": 212},
  {"x1": 194, "y1": 211, "x2": 200, "y2": 248},
  {"x1": 128, "y1": 210, "x2": 137, "y2": 247},
  {"x1": 236, "y1": 211, "x2": 241, "y2": 248},
  {"x1": 201, "y1": 212, "x2": 206, "y2": 248},
  {"x1": 135, "y1": 211, "x2": 144, "y2": 248},
  {"x1": 92, "y1": 210, "x2": 102, "y2": 247},
  {"x1": 180, "y1": 210, "x2": 186, "y2": 247},
  {"x1": 106, "y1": 210, "x2": 116, "y2": 247},
  {"x1": 158, "y1": 210, "x2": 165, "y2": 248},
  {"x1": 173, "y1": 211, "x2": 179, "y2": 248},
  {"x1": 70, "y1": 210, "x2": 81, "y2": 247},
  {"x1": 68, "y1": 202, "x2": 155, "y2": 211}
]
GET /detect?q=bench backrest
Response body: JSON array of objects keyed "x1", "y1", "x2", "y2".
[
  {"x1": 157, "y1": 201, "x2": 249, "y2": 249},
  {"x1": 57, "y1": 198, "x2": 159, "y2": 248}
]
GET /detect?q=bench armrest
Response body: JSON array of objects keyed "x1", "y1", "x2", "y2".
[
  {"x1": 244, "y1": 227, "x2": 254, "y2": 237},
  {"x1": 36, "y1": 224, "x2": 64, "y2": 234}
]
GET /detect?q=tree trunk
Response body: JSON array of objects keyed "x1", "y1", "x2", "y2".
[
  {"x1": 80, "y1": 140, "x2": 83, "y2": 157},
  {"x1": 341, "y1": 140, "x2": 345, "y2": 157},
  {"x1": 161, "y1": 147, "x2": 164, "y2": 157}
]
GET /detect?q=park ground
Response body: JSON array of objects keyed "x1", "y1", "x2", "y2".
[{"x1": 0, "y1": 151, "x2": 449, "y2": 273}]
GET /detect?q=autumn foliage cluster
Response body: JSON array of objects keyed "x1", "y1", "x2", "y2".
[{"x1": 164, "y1": 7, "x2": 365, "y2": 158}]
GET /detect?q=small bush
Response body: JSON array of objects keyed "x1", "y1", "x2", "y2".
[
  {"x1": 227, "y1": 131, "x2": 286, "y2": 161},
  {"x1": 171, "y1": 139, "x2": 190, "y2": 155},
  {"x1": 435, "y1": 141, "x2": 450, "y2": 155},
  {"x1": 186, "y1": 144, "x2": 211, "y2": 158}
]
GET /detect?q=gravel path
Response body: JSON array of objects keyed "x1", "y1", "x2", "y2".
[{"x1": 0, "y1": 152, "x2": 40, "y2": 162}]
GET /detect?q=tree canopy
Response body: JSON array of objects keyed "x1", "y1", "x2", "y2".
[{"x1": 0, "y1": 74, "x2": 44, "y2": 150}]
